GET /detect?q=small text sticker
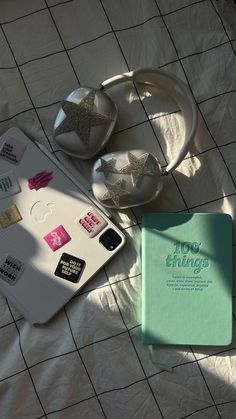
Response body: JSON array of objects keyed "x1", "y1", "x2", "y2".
[
  {"x1": 0, "y1": 137, "x2": 27, "y2": 165},
  {"x1": 75, "y1": 207, "x2": 107, "y2": 238},
  {"x1": 54, "y1": 253, "x2": 85, "y2": 283},
  {"x1": 0, "y1": 255, "x2": 25, "y2": 285},
  {"x1": 0, "y1": 171, "x2": 21, "y2": 200}
]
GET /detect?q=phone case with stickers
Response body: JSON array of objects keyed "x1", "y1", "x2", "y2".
[{"x1": 0, "y1": 128, "x2": 126, "y2": 324}]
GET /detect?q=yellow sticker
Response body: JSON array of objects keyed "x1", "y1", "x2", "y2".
[{"x1": 0, "y1": 204, "x2": 22, "y2": 228}]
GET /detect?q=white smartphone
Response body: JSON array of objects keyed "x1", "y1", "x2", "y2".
[{"x1": 0, "y1": 128, "x2": 125, "y2": 324}]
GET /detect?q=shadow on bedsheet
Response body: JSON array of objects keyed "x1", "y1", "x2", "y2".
[{"x1": 103, "y1": 81, "x2": 212, "y2": 171}]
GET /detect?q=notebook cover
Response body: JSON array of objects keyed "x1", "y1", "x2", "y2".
[{"x1": 142, "y1": 213, "x2": 232, "y2": 346}]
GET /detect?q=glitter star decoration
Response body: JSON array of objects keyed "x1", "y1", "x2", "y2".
[
  {"x1": 96, "y1": 158, "x2": 119, "y2": 178},
  {"x1": 120, "y1": 152, "x2": 156, "y2": 187},
  {"x1": 101, "y1": 179, "x2": 131, "y2": 207},
  {"x1": 55, "y1": 90, "x2": 113, "y2": 146}
]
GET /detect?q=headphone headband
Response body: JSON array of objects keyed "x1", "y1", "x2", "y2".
[{"x1": 101, "y1": 68, "x2": 198, "y2": 174}]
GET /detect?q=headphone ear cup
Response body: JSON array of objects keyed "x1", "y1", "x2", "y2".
[
  {"x1": 53, "y1": 87, "x2": 117, "y2": 159},
  {"x1": 91, "y1": 150, "x2": 163, "y2": 209}
]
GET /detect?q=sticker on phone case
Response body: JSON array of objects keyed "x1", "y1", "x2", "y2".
[
  {"x1": 54, "y1": 253, "x2": 85, "y2": 283},
  {"x1": 43, "y1": 225, "x2": 71, "y2": 251},
  {"x1": 75, "y1": 207, "x2": 107, "y2": 238},
  {"x1": 0, "y1": 204, "x2": 22, "y2": 229},
  {"x1": 28, "y1": 170, "x2": 53, "y2": 191},
  {"x1": 0, "y1": 136, "x2": 27, "y2": 165},
  {"x1": 0, "y1": 171, "x2": 21, "y2": 200},
  {"x1": 0, "y1": 255, "x2": 25, "y2": 285}
]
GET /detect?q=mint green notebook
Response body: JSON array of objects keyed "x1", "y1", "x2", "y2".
[{"x1": 142, "y1": 213, "x2": 232, "y2": 346}]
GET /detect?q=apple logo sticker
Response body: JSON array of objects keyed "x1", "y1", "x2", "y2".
[{"x1": 30, "y1": 201, "x2": 55, "y2": 223}]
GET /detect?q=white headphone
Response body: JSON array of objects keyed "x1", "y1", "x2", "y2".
[{"x1": 53, "y1": 68, "x2": 198, "y2": 209}]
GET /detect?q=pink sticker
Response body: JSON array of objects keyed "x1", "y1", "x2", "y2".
[
  {"x1": 43, "y1": 225, "x2": 71, "y2": 251},
  {"x1": 28, "y1": 171, "x2": 53, "y2": 191},
  {"x1": 76, "y1": 207, "x2": 107, "y2": 238}
]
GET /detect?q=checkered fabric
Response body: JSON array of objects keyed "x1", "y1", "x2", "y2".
[{"x1": 0, "y1": 0, "x2": 235, "y2": 418}]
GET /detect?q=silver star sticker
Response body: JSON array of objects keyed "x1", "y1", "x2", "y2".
[
  {"x1": 96, "y1": 158, "x2": 119, "y2": 178},
  {"x1": 120, "y1": 152, "x2": 156, "y2": 187},
  {"x1": 55, "y1": 90, "x2": 113, "y2": 146},
  {"x1": 101, "y1": 179, "x2": 131, "y2": 207}
]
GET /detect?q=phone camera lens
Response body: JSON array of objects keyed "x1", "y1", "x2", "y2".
[{"x1": 99, "y1": 228, "x2": 122, "y2": 251}]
